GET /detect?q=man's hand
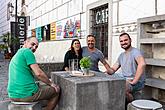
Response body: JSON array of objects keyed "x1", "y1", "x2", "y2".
[
  {"x1": 51, "y1": 83, "x2": 60, "y2": 93},
  {"x1": 127, "y1": 79, "x2": 133, "y2": 84},
  {"x1": 127, "y1": 79, "x2": 137, "y2": 85}
]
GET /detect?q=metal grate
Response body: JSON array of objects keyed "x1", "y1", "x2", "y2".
[{"x1": 90, "y1": 4, "x2": 108, "y2": 57}]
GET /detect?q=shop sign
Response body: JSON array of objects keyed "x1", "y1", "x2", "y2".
[
  {"x1": 18, "y1": 16, "x2": 26, "y2": 46},
  {"x1": 95, "y1": 8, "x2": 108, "y2": 24}
]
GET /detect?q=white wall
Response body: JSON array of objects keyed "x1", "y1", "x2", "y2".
[
  {"x1": 2, "y1": 0, "x2": 165, "y2": 65},
  {"x1": 0, "y1": 0, "x2": 165, "y2": 72},
  {"x1": 29, "y1": 0, "x2": 165, "y2": 64},
  {"x1": 1, "y1": 0, "x2": 165, "y2": 36},
  {"x1": 27, "y1": 0, "x2": 94, "y2": 63},
  {"x1": 34, "y1": 38, "x2": 87, "y2": 63},
  {"x1": 118, "y1": 0, "x2": 155, "y2": 24}
]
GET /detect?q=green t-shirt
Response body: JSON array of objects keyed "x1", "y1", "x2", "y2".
[{"x1": 7, "y1": 48, "x2": 39, "y2": 98}]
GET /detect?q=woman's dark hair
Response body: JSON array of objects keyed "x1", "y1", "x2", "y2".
[{"x1": 70, "y1": 39, "x2": 82, "y2": 56}]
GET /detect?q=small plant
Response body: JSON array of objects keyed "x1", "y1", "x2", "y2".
[{"x1": 80, "y1": 57, "x2": 92, "y2": 69}]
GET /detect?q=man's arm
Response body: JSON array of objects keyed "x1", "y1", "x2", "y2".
[
  {"x1": 128, "y1": 56, "x2": 146, "y2": 85},
  {"x1": 30, "y1": 64, "x2": 60, "y2": 92},
  {"x1": 101, "y1": 59, "x2": 119, "y2": 75}
]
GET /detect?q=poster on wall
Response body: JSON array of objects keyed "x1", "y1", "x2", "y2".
[
  {"x1": 41, "y1": 26, "x2": 46, "y2": 41},
  {"x1": 56, "y1": 14, "x2": 80, "y2": 39},
  {"x1": 41, "y1": 24, "x2": 50, "y2": 41},
  {"x1": 35, "y1": 27, "x2": 42, "y2": 42},
  {"x1": 50, "y1": 22, "x2": 56, "y2": 40},
  {"x1": 56, "y1": 21, "x2": 62, "y2": 40}
]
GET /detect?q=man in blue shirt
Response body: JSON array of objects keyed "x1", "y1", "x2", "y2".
[{"x1": 82, "y1": 34, "x2": 113, "y2": 73}]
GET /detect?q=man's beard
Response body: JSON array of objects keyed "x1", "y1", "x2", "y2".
[
  {"x1": 88, "y1": 43, "x2": 94, "y2": 49},
  {"x1": 121, "y1": 43, "x2": 131, "y2": 50},
  {"x1": 29, "y1": 47, "x2": 35, "y2": 53}
]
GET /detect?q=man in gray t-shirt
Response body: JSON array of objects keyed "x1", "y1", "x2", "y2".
[
  {"x1": 108, "y1": 33, "x2": 146, "y2": 102},
  {"x1": 82, "y1": 35, "x2": 113, "y2": 72},
  {"x1": 117, "y1": 47, "x2": 145, "y2": 83}
]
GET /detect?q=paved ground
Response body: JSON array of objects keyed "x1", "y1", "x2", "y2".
[{"x1": 0, "y1": 59, "x2": 10, "y2": 101}]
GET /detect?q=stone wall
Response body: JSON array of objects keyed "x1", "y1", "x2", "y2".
[{"x1": 38, "y1": 62, "x2": 63, "y2": 78}]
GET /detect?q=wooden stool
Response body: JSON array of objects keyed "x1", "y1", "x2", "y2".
[{"x1": 127, "y1": 99, "x2": 163, "y2": 110}]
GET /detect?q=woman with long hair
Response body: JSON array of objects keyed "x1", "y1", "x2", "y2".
[{"x1": 63, "y1": 39, "x2": 82, "y2": 71}]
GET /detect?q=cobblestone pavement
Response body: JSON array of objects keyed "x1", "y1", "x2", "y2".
[{"x1": 0, "y1": 59, "x2": 10, "y2": 101}]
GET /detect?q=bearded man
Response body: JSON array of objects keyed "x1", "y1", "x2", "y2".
[
  {"x1": 8, "y1": 37, "x2": 60, "y2": 110},
  {"x1": 108, "y1": 33, "x2": 146, "y2": 102},
  {"x1": 82, "y1": 34, "x2": 112, "y2": 72}
]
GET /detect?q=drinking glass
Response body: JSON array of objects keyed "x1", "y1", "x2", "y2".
[{"x1": 68, "y1": 59, "x2": 79, "y2": 74}]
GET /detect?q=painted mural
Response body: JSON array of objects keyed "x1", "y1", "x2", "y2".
[
  {"x1": 29, "y1": 14, "x2": 80, "y2": 41},
  {"x1": 56, "y1": 14, "x2": 80, "y2": 39}
]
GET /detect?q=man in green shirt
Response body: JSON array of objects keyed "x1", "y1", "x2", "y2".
[{"x1": 7, "y1": 37, "x2": 60, "y2": 110}]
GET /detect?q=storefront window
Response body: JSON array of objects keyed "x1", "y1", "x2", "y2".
[{"x1": 91, "y1": 4, "x2": 108, "y2": 57}]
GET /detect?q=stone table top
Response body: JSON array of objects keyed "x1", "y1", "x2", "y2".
[{"x1": 51, "y1": 71, "x2": 124, "y2": 84}]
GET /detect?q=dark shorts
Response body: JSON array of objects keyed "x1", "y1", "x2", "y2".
[{"x1": 11, "y1": 85, "x2": 59, "y2": 102}]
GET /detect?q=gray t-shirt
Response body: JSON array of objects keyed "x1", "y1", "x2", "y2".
[
  {"x1": 116, "y1": 47, "x2": 145, "y2": 82},
  {"x1": 82, "y1": 47, "x2": 104, "y2": 71}
]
